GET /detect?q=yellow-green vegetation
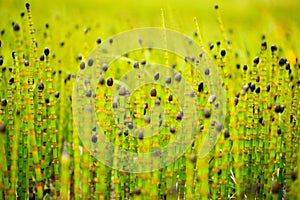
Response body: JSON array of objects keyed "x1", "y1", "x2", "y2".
[{"x1": 0, "y1": 0, "x2": 299, "y2": 199}]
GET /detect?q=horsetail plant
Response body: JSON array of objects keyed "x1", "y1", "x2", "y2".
[{"x1": 0, "y1": 2, "x2": 299, "y2": 200}]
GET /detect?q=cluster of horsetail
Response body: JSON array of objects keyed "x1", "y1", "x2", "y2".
[{"x1": 0, "y1": 2, "x2": 299, "y2": 200}]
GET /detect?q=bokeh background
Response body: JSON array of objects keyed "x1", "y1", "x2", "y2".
[{"x1": 0, "y1": 0, "x2": 299, "y2": 72}]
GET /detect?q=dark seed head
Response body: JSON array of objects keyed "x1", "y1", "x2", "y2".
[
  {"x1": 271, "y1": 44, "x2": 277, "y2": 52},
  {"x1": 155, "y1": 98, "x2": 160, "y2": 106},
  {"x1": 102, "y1": 63, "x2": 108, "y2": 72},
  {"x1": 176, "y1": 111, "x2": 183, "y2": 120},
  {"x1": 204, "y1": 108, "x2": 211, "y2": 118},
  {"x1": 24, "y1": 60, "x2": 29, "y2": 66},
  {"x1": 128, "y1": 122, "x2": 134, "y2": 130},
  {"x1": 198, "y1": 81, "x2": 204, "y2": 92},
  {"x1": 204, "y1": 67, "x2": 210, "y2": 75},
  {"x1": 277, "y1": 127, "x2": 281, "y2": 135},
  {"x1": 285, "y1": 62, "x2": 290, "y2": 70},
  {"x1": 135, "y1": 187, "x2": 141, "y2": 195},
  {"x1": 91, "y1": 134, "x2": 97, "y2": 143},
  {"x1": 190, "y1": 90, "x2": 195, "y2": 97},
  {"x1": 280, "y1": 105, "x2": 285, "y2": 113},
  {"x1": 292, "y1": 167, "x2": 297, "y2": 181},
  {"x1": 44, "y1": 47, "x2": 50, "y2": 56},
  {"x1": 209, "y1": 94, "x2": 217, "y2": 103},
  {"x1": 243, "y1": 64, "x2": 248, "y2": 71},
  {"x1": 259, "y1": 117, "x2": 264, "y2": 125},
  {"x1": 54, "y1": 91, "x2": 60, "y2": 98},
  {"x1": 271, "y1": 180, "x2": 279, "y2": 194},
  {"x1": 145, "y1": 116, "x2": 151, "y2": 123},
  {"x1": 216, "y1": 40, "x2": 221, "y2": 46},
  {"x1": 99, "y1": 76, "x2": 105, "y2": 85},
  {"x1": 250, "y1": 83, "x2": 256, "y2": 92},
  {"x1": 133, "y1": 61, "x2": 139, "y2": 69},
  {"x1": 138, "y1": 130, "x2": 144, "y2": 140},
  {"x1": 96, "y1": 37, "x2": 101, "y2": 44},
  {"x1": 88, "y1": 58, "x2": 94, "y2": 67},
  {"x1": 168, "y1": 94, "x2": 173, "y2": 102},
  {"x1": 255, "y1": 87, "x2": 260, "y2": 94},
  {"x1": 80, "y1": 61, "x2": 85, "y2": 70},
  {"x1": 45, "y1": 97, "x2": 49, "y2": 104},
  {"x1": 274, "y1": 104, "x2": 283, "y2": 113},
  {"x1": 107, "y1": 77, "x2": 113, "y2": 86},
  {"x1": 216, "y1": 123, "x2": 223, "y2": 132},
  {"x1": 40, "y1": 54, "x2": 45, "y2": 61},
  {"x1": 141, "y1": 59, "x2": 146, "y2": 65},
  {"x1": 86, "y1": 89, "x2": 92, "y2": 97},
  {"x1": 266, "y1": 84, "x2": 270, "y2": 92},
  {"x1": 165, "y1": 76, "x2": 171, "y2": 84},
  {"x1": 189, "y1": 154, "x2": 196, "y2": 163},
  {"x1": 220, "y1": 48, "x2": 226, "y2": 57},
  {"x1": 1, "y1": 98, "x2": 7, "y2": 107},
  {"x1": 256, "y1": 75, "x2": 260, "y2": 82},
  {"x1": 253, "y1": 56, "x2": 259, "y2": 65},
  {"x1": 13, "y1": 23, "x2": 20, "y2": 31},
  {"x1": 175, "y1": 72, "x2": 182, "y2": 82},
  {"x1": 279, "y1": 57, "x2": 287, "y2": 66},
  {"x1": 234, "y1": 97, "x2": 239, "y2": 106},
  {"x1": 209, "y1": 43, "x2": 214, "y2": 50},
  {"x1": 25, "y1": 2, "x2": 30, "y2": 9},
  {"x1": 170, "y1": 126, "x2": 176, "y2": 134},
  {"x1": 217, "y1": 168, "x2": 222, "y2": 175},
  {"x1": 224, "y1": 128, "x2": 230, "y2": 138},
  {"x1": 150, "y1": 87, "x2": 157, "y2": 97},
  {"x1": 214, "y1": 4, "x2": 219, "y2": 9},
  {"x1": 12, "y1": 50, "x2": 16, "y2": 59},
  {"x1": 9, "y1": 77, "x2": 14, "y2": 85},
  {"x1": 154, "y1": 72, "x2": 159, "y2": 81},
  {"x1": 242, "y1": 84, "x2": 249, "y2": 92},
  {"x1": 124, "y1": 129, "x2": 129, "y2": 136},
  {"x1": 0, "y1": 122, "x2": 5, "y2": 134},
  {"x1": 38, "y1": 82, "x2": 44, "y2": 90},
  {"x1": 261, "y1": 40, "x2": 267, "y2": 48}
]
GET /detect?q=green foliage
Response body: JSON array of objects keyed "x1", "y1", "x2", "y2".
[{"x1": 0, "y1": 1, "x2": 299, "y2": 199}]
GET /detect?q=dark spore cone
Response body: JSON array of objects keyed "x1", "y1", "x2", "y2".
[
  {"x1": 44, "y1": 47, "x2": 50, "y2": 56},
  {"x1": 107, "y1": 77, "x2": 113, "y2": 86},
  {"x1": 96, "y1": 37, "x2": 101, "y2": 44},
  {"x1": 0, "y1": 122, "x2": 6, "y2": 134},
  {"x1": 1, "y1": 99, "x2": 7, "y2": 107},
  {"x1": 253, "y1": 56, "x2": 259, "y2": 65},
  {"x1": 38, "y1": 82, "x2": 44, "y2": 90},
  {"x1": 13, "y1": 23, "x2": 20, "y2": 31},
  {"x1": 80, "y1": 61, "x2": 85, "y2": 70},
  {"x1": 25, "y1": 2, "x2": 30, "y2": 9},
  {"x1": 168, "y1": 94, "x2": 173, "y2": 102},
  {"x1": 198, "y1": 81, "x2": 204, "y2": 92},
  {"x1": 271, "y1": 44, "x2": 277, "y2": 52},
  {"x1": 278, "y1": 57, "x2": 287, "y2": 66},
  {"x1": 220, "y1": 49, "x2": 226, "y2": 57},
  {"x1": 150, "y1": 87, "x2": 157, "y2": 97}
]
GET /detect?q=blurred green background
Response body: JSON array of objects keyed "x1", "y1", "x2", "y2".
[{"x1": 0, "y1": 0, "x2": 299, "y2": 71}]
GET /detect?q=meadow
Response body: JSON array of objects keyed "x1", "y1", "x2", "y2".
[{"x1": 0, "y1": 0, "x2": 299, "y2": 199}]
